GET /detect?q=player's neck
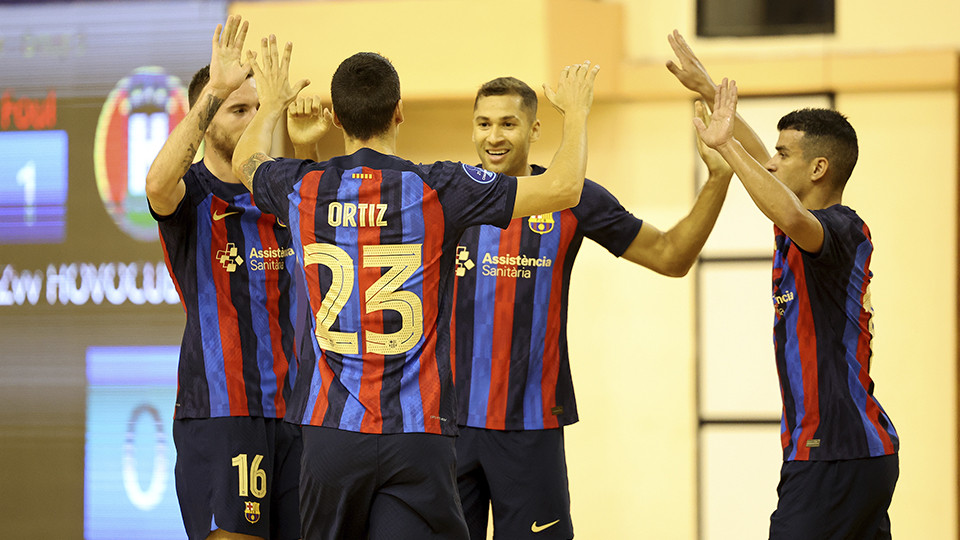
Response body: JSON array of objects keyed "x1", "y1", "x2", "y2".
[
  {"x1": 801, "y1": 186, "x2": 842, "y2": 210},
  {"x1": 509, "y1": 163, "x2": 533, "y2": 177},
  {"x1": 203, "y1": 153, "x2": 241, "y2": 184},
  {"x1": 343, "y1": 133, "x2": 397, "y2": 157}
]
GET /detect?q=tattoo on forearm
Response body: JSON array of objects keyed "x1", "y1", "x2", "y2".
[
  {"x1": 179, "y1": 142, "x2": 198, "y2": 170},
  {"x1": 241, "y1": 152, "x2": 273, "y2": 185},
  {"x1": 199, "y1": 95, "x2": 224, "y2": 131}
]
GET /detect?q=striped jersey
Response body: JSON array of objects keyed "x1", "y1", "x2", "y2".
[
  {"x1": 773, "y1": 205, "x2": 898, "y2": 461},
  {"x1": 453, "y1": 166, "x2": 643, "y2": 430},
  {"x1": 252, "y1": 149, "x2": 517, "y2": 436},
  {"x1": 154, "y1": 161, "x2": 298, "y2": 420}
]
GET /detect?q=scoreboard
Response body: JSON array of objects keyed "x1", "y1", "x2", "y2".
[{"x1": 0, "y1": 1, "x2": 228, "y2": 536}]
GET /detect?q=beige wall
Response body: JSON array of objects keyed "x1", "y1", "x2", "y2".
[{"x1": 236, "y1": 1, "x2": 959, "y2": 538}]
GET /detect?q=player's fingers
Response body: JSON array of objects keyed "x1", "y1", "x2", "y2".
[
  {"x1": 676, "y1": 30, "x2": 691, "y2": 53},
  {"x1": 280, "y1": 41, "x2": 293, "y2": 74},
  {"x1": 542, "y1": 83, "x2": 558, "y2": 105},
  {"x1": 293, "y1": 78, "x2": 310, "y2": 96},
  {"x1": 212, "y1": 23, "x2": 223, "y2": 48},
  {"x1": 260, "y1": 37, "x2": 271, "y2": 70},
  {"x1": 222, "y1": 16, "x2": 236, "y2": 42},
  {"x1": 269, "y1": 35, "x2": 280, "y2": 71},
  {"x1": 695, "y1": 100, "x2": 708, "y2": 124},
  {"x1": 585, "y1": 63, "x2": 600, "y2": 84},
  {"x1": 235, "y1": 20, "x2": 249, "y2": 49},
  {"x1": 693, "y1": 117, "x2": 707, "y2": 134},
  {"x1": 572, "y1": 61, "x2": 588, "y2": 80},
  {"x1": 247, "y1": 50, "x2": 263, "y2": 78}
]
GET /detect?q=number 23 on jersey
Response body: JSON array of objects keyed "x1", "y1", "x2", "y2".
[{"x1": 305, "y1": 242, "x2": 424, "y2": 356}]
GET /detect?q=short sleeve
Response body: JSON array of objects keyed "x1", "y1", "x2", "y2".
[
  {"x1": 150, "y1": 165, "x2": 203, "y2": 223},
  {"x1": 252, "y1": 157, "x2": 316, "y2": 222},
  {"x1": 805, "y1": 207, "x2": 863, "y2": 266},
  {"x1": 431, "y1": 162, "x2": 517, "y2": 230},
  {"x1": 570, "y1": 179, "x2": 643, "y2": 257}
]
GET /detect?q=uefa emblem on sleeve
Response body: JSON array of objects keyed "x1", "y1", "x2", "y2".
[
  {"x1": 94, "y1": 67, "x2": 188, "y2": 241},
  {"x1": 461, "y1": 163, "x2": 497, "y2": 184}
]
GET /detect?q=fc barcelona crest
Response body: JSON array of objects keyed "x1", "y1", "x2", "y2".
[
  {"x1": 528, "y1": 213, "x2": 554, "y2": 234},
  {"x1": 244, "y1": 501, "x2": 261, "y2": 524}
]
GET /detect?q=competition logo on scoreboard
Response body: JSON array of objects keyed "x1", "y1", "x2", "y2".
[{"x1": 94, "y1": 67, "x2": 188, "y2": 241}]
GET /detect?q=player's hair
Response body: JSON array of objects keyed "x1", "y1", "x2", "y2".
[
  {"x1": 777, "y1": 108, "x2": 859, "y2": 187},
  {"x1": 330, "y1": 52, "x2": 401, "y2": 141},
  {"x1": 474, "y1": 77, "x2": 538, "y2": 121},
  {"x1": 187, "y1": 65, "x2": 254, "y2": 109}
]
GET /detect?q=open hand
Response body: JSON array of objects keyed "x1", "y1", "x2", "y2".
[
  {"x1": 694, "y1": 78, "x2": 737, "y2": 150},
  {"x1": 694, "y1": 100, "x2": 733, "y2": 178},
  {"x1": 248, "y1": 34, "x2": 310, "y2": 113},
  {"x1": 543, "y1": 61, "x2": 600, "y2": 118},
  {"x1": 665, "y1": 29, "x2": 717, "y2": 99},
  {"x1": 208, "y1": 15, "x2": 251, "y2": 96}
]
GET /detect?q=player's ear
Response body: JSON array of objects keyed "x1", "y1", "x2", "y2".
[
  {"x1": 810, "y1": 156, "x2": 829, "y2": 182},
  {"x1": 394, "y1": 100, "x2": 404, "y2": 126},
  {"x1": 332, "y1": 109, "x2": 343, "y2": 129},
  {"x1": 529, "y1": 118, "x2": 541, "y2": 143}
]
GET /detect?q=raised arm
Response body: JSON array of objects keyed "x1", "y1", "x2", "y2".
[
  {"x1": 232, "y1": 35, "x2": 310, "y2": 191},
  {"x1": 621, "y1": 101, "x2": 734, "y2": 276},
  {"x1": 145, "y1": 15, "x2": 250, "y2": 215},
  {"x1": 511, "y1": 62, "x2": 599, "y2": 218},
  {"x1": 696, "y1": 79, "x2": 823, "y2": 252},
  {"x1": 287, "y1": 94, "x2": 333, "y2": 160},
  {"x1": 666, "y1": 29, "x2": 769, "y2": 164}
]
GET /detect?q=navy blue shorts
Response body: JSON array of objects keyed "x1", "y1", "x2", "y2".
[
  {"x1": 299, "y1": 426, "x2": 469, "y2": 540},
  {"x1": 173, "y1": 417, "x2": 302, "y2": 540},
  {"x1": 769, "y1": 454, "x2": 898, "y2": 540},
  {"x1": 456, "y1": 427, "x2": 573, "y2": 539}
]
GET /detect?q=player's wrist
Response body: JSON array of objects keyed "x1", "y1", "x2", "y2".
[
  {"x1": 204, "y1": 82, "x2": 236, "y2": 100},
  {"x1": 562, "y1": 109, "x2": 590, "y2": 122}
]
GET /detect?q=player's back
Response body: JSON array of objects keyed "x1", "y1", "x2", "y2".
[{"x1": 252, "y1": 148, "x2": 518, "y2": 435}]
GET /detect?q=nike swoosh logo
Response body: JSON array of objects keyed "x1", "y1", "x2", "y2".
[
  {"x1": 212, "y1": 211, "x2": 240, "y2": 221},
  {"x1": 531, "y1": 519, "x2": 560, "y2": 533}
]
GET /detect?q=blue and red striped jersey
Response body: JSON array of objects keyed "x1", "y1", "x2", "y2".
[
  {"x1": 452, "y1": 166, "x2": 643, "y2": 430},
  {"x1": 252, "y1": 149, "x2": 517, "y2": 436},
  {"x1": 153, "y1": 161, "x2": 298, "y2": 420},
  {"x1": 772, "y1": 205, "x2": 898, "y2": 461}
]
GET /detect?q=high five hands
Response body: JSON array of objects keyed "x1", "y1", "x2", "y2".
[
  {"x1": 543, "y1": 61, "x2": 601, "y2": 118},
  {"x1": 247, "y1": 34, "x2": 310, "y2": 114},
  {"x1": 694, "y1": 78, "x2": 738, "y2": 151}
]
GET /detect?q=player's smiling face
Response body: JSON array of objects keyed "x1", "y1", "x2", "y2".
[{"x1": 472, "y1": 94, "x2": 540, "y2": 177}]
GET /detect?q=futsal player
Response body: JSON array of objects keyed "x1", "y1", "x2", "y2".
[
  {"x1": 145, "y1": 16, "x2": 327, "y2": 540},
  {"x1": 231, "y1": 36, "x2": 600, "y2": 539},
  {"x1": 673, "y1": 32, "x2": 900, "y2": 538},
  {"x1": 451, "y1": 76, "x2": 734, "y2": 539}
]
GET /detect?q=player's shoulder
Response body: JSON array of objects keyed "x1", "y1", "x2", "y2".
[
  {"x1": 180, "y1": 161, "x2": 215, "y2": 200},
  {"x1": 417, "y1": 160, "x2": 503, "y2": 188},
  {"x1": 813, "y1": 204, "x2": 867, "y2": 235},
  {"x1": 574, "y1": 178, "x2": 623, "y2": 211}
]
